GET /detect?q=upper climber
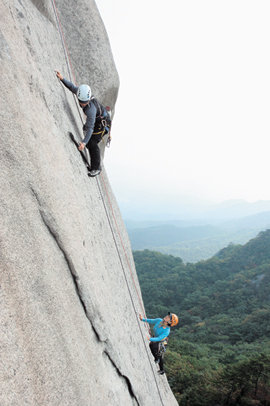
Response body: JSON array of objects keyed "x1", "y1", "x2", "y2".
[
  {"x1": 140, "y1": 312, "x2": 179, "y2": 375},
  {"x1": 55, "y1": 71, "x2": 111, "y2": 177}
]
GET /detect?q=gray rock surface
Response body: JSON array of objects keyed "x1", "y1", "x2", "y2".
[{"x1": 0, "y1": 0, "x2": 177, "y2": 405}]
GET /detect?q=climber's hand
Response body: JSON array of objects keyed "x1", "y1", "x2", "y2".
[
  {"x1": 78, "y1": 142, "x2": 85, "y2": 151},
  {"x1": 146, "y1": 335, "x2": 150, "y2": 341},
  {"x1": 55, "y1": 70, "x2": 63, "y2": 80},
  {"x1": 139, "y1": 314, "x2": 143, "y2": 321}
]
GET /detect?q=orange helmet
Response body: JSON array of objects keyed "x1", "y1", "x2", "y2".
[{"x1": 168, "y1": 312, "x2": 179, "y2": 327}]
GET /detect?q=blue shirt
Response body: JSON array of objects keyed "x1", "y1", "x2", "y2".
[{"x1": 142, "y1": 318, "x2": 170, "y2": 342}]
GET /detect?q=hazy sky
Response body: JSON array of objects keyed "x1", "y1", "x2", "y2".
[{"x1": 95, "y1": 0, "x2": 270, "y2": 212}]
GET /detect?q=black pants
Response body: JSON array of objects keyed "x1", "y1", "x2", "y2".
[
  {"x1": 149, "y1": 342, "x2": 164, "y2": 372},
  {"x1": 87, "y1": 132, "x2": 103, "y2": 170}
]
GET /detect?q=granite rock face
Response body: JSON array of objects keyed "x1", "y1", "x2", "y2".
[{"x1": 0, "y1": 1, "x2": 177, "y2": 405}]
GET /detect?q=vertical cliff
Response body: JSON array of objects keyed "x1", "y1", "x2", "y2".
[{"x1": 0, "y1": 0, "x2": 177, "y2": 405}]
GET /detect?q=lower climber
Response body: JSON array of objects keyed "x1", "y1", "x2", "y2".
[
  {"x1": 55, "y1": 70, "x2": 111, "y2": 177},
  {"x1": 139, "y1": 312, "x2": 179, "y2": 375}
]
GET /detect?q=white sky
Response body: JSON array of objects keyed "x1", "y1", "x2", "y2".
[{"x1": 95, "y1": 0, "x2": 270, "y2": 208}]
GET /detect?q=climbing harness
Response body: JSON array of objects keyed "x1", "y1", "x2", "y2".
[
  {"x1": 105, "y1": 106, "x2": 112, "y2": 147},
  {"x1": 92, "y1": 128, "x2": 106, "y2": 137},
  {"x1": 158, "y1": 339, "x2": 168, "y2": 359},
  {"x1": 90, "y1": 96, "x2": 112, "y2": 138},
  {"x1": 50, "y1": 2, "x2": 165, "y2": 404}
]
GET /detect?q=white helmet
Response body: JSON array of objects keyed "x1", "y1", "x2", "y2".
[{"x1": 77, "y1": 84, "x2": 91, "y2": 103}]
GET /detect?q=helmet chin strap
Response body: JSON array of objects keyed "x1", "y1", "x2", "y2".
[{"x1": 167, "y1": 312, "x2": 172, "y2": 325}]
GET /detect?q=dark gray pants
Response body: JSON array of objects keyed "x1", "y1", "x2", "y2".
[
  {"x1": 87, "y1": 132, "x2": 102, "y2": 170},
  {"x1": 149, "y1": 342, "x2": 164, "y2": 372}
]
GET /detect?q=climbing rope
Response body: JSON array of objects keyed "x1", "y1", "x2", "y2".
[
  {"x1": 99, "y1": 173, "x2": 147, "y2": 316},
  {"x1": 95, "y1": 177, "x2": 165, "y2": 405},
  {"x1": 50, "y1": 2, "x2": 165, "y2": 404},
  {"x1": 50, "y1": 0, "x2": 148, "y2": 325},
  {"x1": 51, "y1": 0, "x2": 84, "y2": 124}
]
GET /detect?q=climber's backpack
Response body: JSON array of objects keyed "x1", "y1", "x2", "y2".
[{"x1": 91, "y1": 96, "x2": 111, "y2": 131}]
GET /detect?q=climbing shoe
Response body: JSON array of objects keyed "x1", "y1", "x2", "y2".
[
  {"x1": 158, "y1": 370, "x2": 165, "y2": 375},
  {"x1": 88, "y1": 169, "x2": 101, "y2": 177}
]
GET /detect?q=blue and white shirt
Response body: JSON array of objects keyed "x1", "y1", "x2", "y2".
[{"x1": 142, "y1": 318, "x2": 170, "y2": 342}]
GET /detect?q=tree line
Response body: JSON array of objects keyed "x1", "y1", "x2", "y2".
[{"x1": 134, "y1": 230, "x2": 270, "y2": 405}]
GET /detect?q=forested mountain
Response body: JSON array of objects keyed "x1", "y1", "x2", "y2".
[
  {"x1": 134, "y1": 230, "x2": 270, "y2": 405},
  {"x1": 128, "y1": 211, "x2": 270, "y2": 262}
]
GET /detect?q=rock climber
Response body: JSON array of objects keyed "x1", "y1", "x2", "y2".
[
  {"x1": 55, "y1": 71, "x2": 111, "y2": 177},
  {"x1": 139, "y1": 312, "x2": 179, "y2": 375}
]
